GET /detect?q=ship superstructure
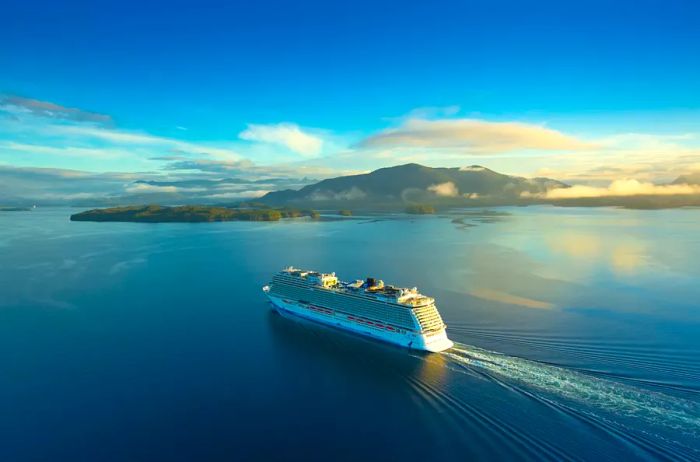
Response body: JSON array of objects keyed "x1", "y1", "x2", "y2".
[{"x1": 263, "y1": 267, "x2": 453, "y2": 352}]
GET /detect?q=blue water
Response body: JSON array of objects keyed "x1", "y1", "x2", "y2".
[{"x1": 1, "y1": 207, "x2": 699, "y2": 461}]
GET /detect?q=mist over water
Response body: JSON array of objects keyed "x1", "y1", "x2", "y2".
[{"x1": 1, "y1": 207, "x2": 699, "y2": 461}]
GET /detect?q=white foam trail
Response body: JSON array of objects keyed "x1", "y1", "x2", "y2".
[{"x1": 444, "y1": 343, "x2": 700, "y2": 437}]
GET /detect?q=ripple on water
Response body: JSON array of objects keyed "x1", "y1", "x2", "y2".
[{"x1": 439, "y1": 343, "x2": 700, "y2": 461}]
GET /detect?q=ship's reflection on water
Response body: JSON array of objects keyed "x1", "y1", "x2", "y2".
[
  {"x1": 265, "y1": 309, "x2": 474, "y2": 460},
  {"x1": 266, "y1": 309, "x2": 446, "y2": 384}
]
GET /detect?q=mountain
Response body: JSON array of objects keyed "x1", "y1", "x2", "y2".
[
  {"x1": 672, "y1": 173, "x2": 700, "y2": 185},
  {"x1": 260, "y1": 163, "x2": 568, "y2": 207}
]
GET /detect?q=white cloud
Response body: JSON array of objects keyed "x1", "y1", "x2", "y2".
[
  {"x1": 124, "y1": 183, "x2": 180, "y2": 194},
  {"x1": 428, "y1": 181, "x2": 459, "y2": 197},
  {"x1": 163, "y1": 159, "x2": 255, "y2": 173},
  {"x1": 597, "y1": 132, "x2": 697, "y2": 150},
  {"x1": 531, "y1": 179, "x2": 700, "y2": 199},
  {"x1": 0, "y1": 163, "x2": 325, "y2": 205},
  {"x1": 239, "y1": 123, "x2": 323, "y2": 156},
  {"x1": 0, "y1": 95, "x2": 113, "y2": 125},
  {"x1": 49, "y1": 125, "x2": 242, "y2": 161},
  {"x1": 359, "y1": 118, "x2": 593, "y2": 153},
  {"x1": 527, "y1": 141, "x2": 700, "y2": 186},
  {"x1": 203, "y1": 190, "x2": 270, "y2": 199},
  {"x1": 5, "y1": 93, "x2": 700, "y2": 205},
  {"x1": 0, "y1": 141, "x2": 135, "y2": 159}
]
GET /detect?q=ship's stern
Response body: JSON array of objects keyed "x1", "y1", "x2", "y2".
[{"x1": 414, "y1": 329, "x2": 454, "y2": 352}]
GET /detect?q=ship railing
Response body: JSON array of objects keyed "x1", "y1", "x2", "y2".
[{"x1": 420, "y1": 324, "x2": 447, "y2": 335}]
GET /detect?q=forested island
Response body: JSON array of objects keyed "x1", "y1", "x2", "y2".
[
  {"x1": 70, "y1": 205, "x2": 320, "y2": 223},
  {"x1": 405, "y1": 204, "x2": 435, "y2": 214}
]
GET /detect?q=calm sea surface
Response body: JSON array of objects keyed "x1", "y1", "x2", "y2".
[{"x1": 1, "y1": 207, "x2": 699, "y2": 461}]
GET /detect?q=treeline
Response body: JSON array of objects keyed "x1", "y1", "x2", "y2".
[
  {"x1": 405, "y1": 204, "x2": 435, "y2": 214},
  {"x1": 70, "y1": 205, "x2": 321, "y2": 223}
]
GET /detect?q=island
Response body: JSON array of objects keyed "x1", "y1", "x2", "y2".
[
  {"x1": 0, "y1": 206, "x2": 33, "y2": 212},
  {"x1": 338, "y1": 210, "x2": 353, "y2": 216},
  {"x1": 405, "y1": 204, "x2": 435, "y2": 214},
  {"x1": 70, "y1": 205, "x2": 321, "y2": 223}
]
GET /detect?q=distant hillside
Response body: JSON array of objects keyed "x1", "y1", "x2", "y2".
[
  {"x1": 672, "y1": 173, "x2": 700, "y2": 185},
  {"x1": 260, "y1": 163, "x2": 568, "y2": 207}
]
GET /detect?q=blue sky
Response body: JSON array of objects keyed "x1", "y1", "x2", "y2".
[{"x1": 2, "y1": 0, "x2": 700, "y2": 203}]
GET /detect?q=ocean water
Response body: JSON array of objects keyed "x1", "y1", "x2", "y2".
[{"x1": 1, "y1": 206, "x2": 698, "y2": 461}]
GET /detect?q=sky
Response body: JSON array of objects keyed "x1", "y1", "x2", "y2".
[{"x1": 2, "y1": 0, "x2": 700, "y2": 203}]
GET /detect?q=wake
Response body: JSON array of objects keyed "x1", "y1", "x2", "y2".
[{"x1": 443, "y1": 343, "x2": 700, "y2": 439}]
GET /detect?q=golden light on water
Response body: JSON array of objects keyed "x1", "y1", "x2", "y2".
[
  {"x1": 545, "y1": 232, "x2": 649, "y2": 275},
  {"x1": 415, "y1": 349, "x2": 449, "y2": 385},
  {"x1": 469, "y1": 288, "x2": 554, "y2": 310}
]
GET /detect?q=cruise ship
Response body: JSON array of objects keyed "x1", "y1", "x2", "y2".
[{"x1": 263, "y1": 267, "x2": 453, "y2": 352}]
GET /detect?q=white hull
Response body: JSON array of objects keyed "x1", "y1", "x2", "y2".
[{"x1": 266, "y1": 294, "x2": 453, "y2": 353}]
